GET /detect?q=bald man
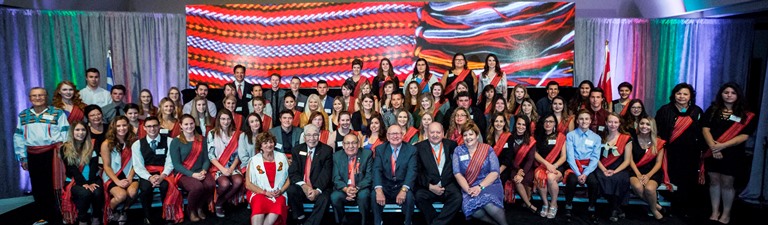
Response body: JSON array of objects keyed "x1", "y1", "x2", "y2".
[
  {"x1": 373, "y1": 125, "x2": 417, "y2": 225},
  {"x1": 414, "y1": 123, "x2": 460, "y2": 225},
  {"x1": 287, "y1": 124, "x2": 333, "y2": 225},
  {"x1": 14, "y1": 87, "x2": 70, "y2": 225},
  {"x1": 331, "y1": 134, "x2": 373, "y2": 225}
]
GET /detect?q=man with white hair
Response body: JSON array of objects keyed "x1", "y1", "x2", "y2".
[
  {"x1": 287, "y1": 124, "x2": 333, "y2": 225},
  {"x1": 414, "y1": 122, "x2": 461, "y2": 225},
  {"x1": 372, "y1": 125, "x2": 417, "y2": 225}
]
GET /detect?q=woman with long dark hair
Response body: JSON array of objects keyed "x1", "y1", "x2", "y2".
[
  {"x1": 100, "y1": 116, "x2": 138, "y2": 225},
  {"x1": 372, "y1": 58, "x2": 400, "y2": 97},
  {"x1": 568, "y1": 80, "x2": 593, "y2": 113},
  {"x1": 402, "y1": 58, "x2": 437, "y2": 94},
  {"x1": 441, "y1": 53, "x2": 478, "y2": 101},
  {"x1": 701, "y1": 82, "x2": 756, "y2": 224},
  {"x1": 478, "y1": 54, "x2": 507, "y2": 100}
]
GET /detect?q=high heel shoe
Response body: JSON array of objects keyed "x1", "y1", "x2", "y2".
[
  {"x1": 539, "y1": 205, "x2": 549, "y2": 217},
  {"x1": 547, "y1": 207, "x2": 558, "y2": 219},
  {"x1": 522, "y1": 203, "x2": 538, "y2": 214}
]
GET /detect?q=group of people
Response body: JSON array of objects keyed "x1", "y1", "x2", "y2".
[{"x1": 13, "y1": 54, "x2": 756, "y2": 225}]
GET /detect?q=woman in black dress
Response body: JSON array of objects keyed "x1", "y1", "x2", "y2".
[
  {"x1": 701, "y1": 82, "x2": 756, "y2": 224},
  {"x1": 629, "y1": 116, "x2": 667, "y2": 222},
  {"x1": 654, "y1": 83, "x2": 704, "y2": 217},
  {"x1": 440, "y1": 53, "x2": 477, "y2": 101},
  {"x1": 595, "y1": 113, "x2": 632, "y2": 222},
  {"x1": 499, "y1": 115, "x2": 537, "y2": 213}
]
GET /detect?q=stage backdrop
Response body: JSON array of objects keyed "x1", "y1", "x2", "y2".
[{"x1": 186, "y1": 1, "x2": 575, "y2": 88}]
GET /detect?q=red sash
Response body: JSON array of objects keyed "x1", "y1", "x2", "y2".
[
  {"x1": 600, "y1": 134, "x2": 631, "y2": 167},
  {"x1": 563, "y1": 159, "x2": 591, "y2": 184},
  {"x1": 619, "y1": 101, "x2": 630, "y2": 117},
  {"x1": 558, "y1": 116, "x2": 573, "y2": 134},
  {"x1": 450, "y1": 129, "x2": 463, "y2": 145},
  {"x1": 233, "y1": 114, "x2": 243, "y2": 131},
  {"x1": 67, "y1": 106, "x2": 84, "y2": 124},
  {"x1": 102, "y1": 148, "x2": 132, "y2": 224},
  {"x1": 534, "y1": 133, "x2": 566, "y2": 188},
  {"x1": 699, "y1": 112, "x2": 754, "y2": 184},
  {"x1": 433, "y1": 100, "x2": 444, "y2": 117},
  {"x1": 147, "y1": 137, "x2": 203, "y2": 223},
  {"x1": 352, "y1": 76, "x2": 365, "y2": 97},
  {"x1": 403, "y1": 127, "x2": 419, "y2": 143},
  {"x1": 484, "y1": 102, "x2": 493, "y2": 114},
  {"x1": 169, "y1": 122, "x2": 181, "y2": 138},
  {"x1": 465, "y1": 143, "x2": 491, "y2": 185},
  {"x1": 513, "y1": 137, "x2": 537, "y2": 167},
  {"x1": 489, "y1": 75, "x2": 503, "y2": 90},
  {"x1": 635, "y1": 139, "x2": 673, "y2": 190},
  {"x1": 444, "y1": 69, "x2": 470, "y2": 95},
  {"x1": 262, "y1": 115, "x2": 272, "y2": 131},
  {"x1": 670, "y1": 116, "x2": 693, "y2": 143},
  {"x1": 348, "y1": 97, "x2": 357, "y2": 112},
  {"x1": 492, "y1": 132, "x2": 511, "y2": 157},
  {"x1": 60, "y1": 164, "x2": 84, "y2": 224},
  {"x1": 292, "y1": 110, "x2": 302, "y2": 127},
  {"x1": 137, "y1": 120, "x2": 147, "y2": 139},
  {"x1": 319, "y1": 130, "x2": 330, "y2": 144},
  {"x1": 28, "y1": 143, "x2": 65, "y2": 191},
  {"x1": 209, "y1": 131, "x2": 241, "y2": 174},
  {"x1": 371, "y1": 139, "x2": 384, "y2": 156}
]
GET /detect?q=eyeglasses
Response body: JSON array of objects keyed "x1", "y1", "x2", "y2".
[
  {"x1": 387, "y1": 132, "x2": 402, "y2": 136},
  {"x1": 544, "y1": 120, "x2": 556, "y2": 123},
  {"x1": 343, "y1": 141, "x2": 358, "y2": 145},
  {"x1": 455, "y1": 114, "x2": 468, "y2": 118}
]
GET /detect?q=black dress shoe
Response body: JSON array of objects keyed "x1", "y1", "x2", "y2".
[
  {"x1": 590, "y1": 213, "x2": 599, "y2": 224},
  {"x1": 142, "y1": 218, "x2": 151, "y2": 225},
  {"x1": 610, "y1": 210, "x2": 619, "y2": 222}
]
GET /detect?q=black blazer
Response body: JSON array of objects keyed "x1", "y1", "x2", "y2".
[
  {"x1": 288, "y1": 143, "x2": 334, "y2": 191},
  {"x1": 229, "y1": 81, "x2": 254, "y2": 116},
  {"x1": 414, "y1": 139, "x2": 458, "y2": 189},
  {"x1": 332, "y1": 149, "x2": 374, "y2": 191}
]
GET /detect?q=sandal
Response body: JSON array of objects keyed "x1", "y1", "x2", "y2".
[
  {"x1": 547, "y1": 207, "x2": 558, "y2": 219},
  {"x1": 523, "y1": 203, "x2": 538, "y2": 214},
  {"x1": 540, "y1": 205, "x2": 549, "y2": 217}
]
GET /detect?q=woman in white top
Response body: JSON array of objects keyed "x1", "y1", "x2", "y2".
[
  {"x1": 238, "y1": 113, "x2": 262, "y2": 172},
  {"x1": 100, "y1": 116, "x2": 138, "y2": 225},
  {"x1": 245, "y1": 132, "x2": 290, "y2": 225},
  {"x1": 207, "y1": 109, "x2": 243, "y2": 217},
  {"x1": 478, "y1": 54, "x2": 508, "y2": 99}
]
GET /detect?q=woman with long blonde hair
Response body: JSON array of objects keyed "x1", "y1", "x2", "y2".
[{"x1": 60, "y1": 121, "x2": 102, "y2": 225}]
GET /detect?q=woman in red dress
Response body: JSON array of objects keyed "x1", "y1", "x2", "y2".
[{"x1": 245, "y1": 132, "x2": 290, "y2": 225}]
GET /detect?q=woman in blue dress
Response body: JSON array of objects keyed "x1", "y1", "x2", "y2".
[{"x1": 453, "y1": 122, "x2": 508, "y2": 225}]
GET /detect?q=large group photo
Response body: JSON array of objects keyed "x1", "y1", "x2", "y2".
[{"x1": 1, "y1": 1, "x2": 768, "y2": 225}]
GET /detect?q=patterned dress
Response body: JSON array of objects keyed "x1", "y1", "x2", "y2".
[{"x1": 453, "y1": 144, "x2": 504, "y2": 219}]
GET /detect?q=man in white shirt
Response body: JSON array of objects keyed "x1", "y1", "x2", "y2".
[
  {"x1": 131, "y1": 116, "x2": 174, "y2": 225},
  {"x1": 229, "y1": 65, "x2": 253, "y2": 117},
  {"x1": 182, "y1": 83, "x2": 217, "y2": 116},
  {"x1": 79, "y1": 68, "x2": 111, "y2": 107}
]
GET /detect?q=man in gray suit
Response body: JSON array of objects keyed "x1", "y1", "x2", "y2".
[
  {"x1": 289, "y1": 76, "x2": 309, "y2": 111},
  {"x1": 373, "y1": 125, "x2": 417, "y2": 225},
  {"x1": 330, "y1": 133, "x2": 373, "y2": 225},
  {"x1": 269, "y1": 109, "x2": 303, "y2": 153}
]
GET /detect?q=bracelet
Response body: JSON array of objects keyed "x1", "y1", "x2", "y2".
[{"x1": 479, "y1": 185, "x2": 485, "y2": 190}]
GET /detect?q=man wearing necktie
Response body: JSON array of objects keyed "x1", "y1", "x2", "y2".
[
  {"x1": 287, "y1": 125, "x2": 333, "y2": 225},
  {"x1": 331, "y1": 133, "x2": 373, "y2": 225},
  {"x1": 102, "y1": 85, "x2": 126, "y2": 124},
  {"x1": 373, "y1": 125, "x2": 417, "y2": 225},
  {"x1": 414, "y1": 122, "x2": 461, "y2": 225},
  {"x1": 263, "y1": 73, "x2": 287, "y2": 127},
  {"x1": 130, "y1": 117, "x2": 175, "y2": 225},
  {"x1": 229, "y1": 65, "x2": 253, "y2": 118}
]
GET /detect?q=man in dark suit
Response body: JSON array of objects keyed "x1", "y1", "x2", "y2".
[
  {"x1": 317, "y1": 80, "x2": 334, "y2": 114},
  {"x1": 230, "y1": 65, "x2": 254, "y2": 117},
  {"x1": 331, "y1": 133, "x2": 373, "y2": 225},
  {"x1": 373, "y1": 125, "x2": 417, "y2": 225},
  {"x1": 263, "y1": 73, "x2": 286, "y2": 127},
  {"x1": 287, "y1": 124, "x2": 333, "y2": 225},
  {"x1": 414, "y1": 122, "x2": 461, "y2": 225},
  {"x1": 443, "y1": 91, "x2": 486, "y2": 137},
  {"x1": 269, "y1": 109, "x2": 303, "y2": 153}
]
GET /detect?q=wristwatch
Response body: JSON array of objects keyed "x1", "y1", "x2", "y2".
[
  {"x1": 479, "y1": 185, "x2": 485, "y2": 190},
  {"x1": 401, "y1": 187, "x2": 409, "y2": 192}
]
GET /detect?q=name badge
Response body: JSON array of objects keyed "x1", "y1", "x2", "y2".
[
  {"x1": 503, "y1": 143, "x2": 509, "y2": 148},
  {"x1": 159, "y1": 129, "x2": 169, "y2": 134},
  {"x1": 246, "y1": 94, "x2": 253, "y2": 98},
  {"x1": 337, "y1": 141, "x2": 344, "y2": 147},
  {"x1": 584, "y1": 139, "x2": 594, "y2": 146},
  {"x1": 598, "y1": 126, "x2": 605, "y2": 132},
  {"x1": 729, "y1": 115, "x2": 742, "y2": 123},
  {"x1": 347, "y1": 179, "x2": 352, "y2": 185},
  {"x1": 459, "y1": 154, "x2": 469, "y2": 161},
  {"x1": 275, "y1": 143, "x2": 283, "y2": 149},
  {"x1": 92, "y1": 151, "x2": 98, "y2": 157},
  {"x1": 235, "y1": 107, "x2": 243, "y2": 112},
  {"x1": 325, "y1": 109, "x2": 332, "y2": 114},
  {"x1": 42, "y1": 114, "x2": 54, "y2": 120},
  {"x1": 448, "y1": 73, "x2": 454, "y2": 77},
  {"x1": 548, "y1": 139, "x2": 557, "y2": 145},
  {"x1": 155, "y1": 148, "x2": 165, "y2": 155},
  {"x1": 299, "y1": 151, "x2": 307, "y2": 156},
  {"x1": 298, "y1": 102, "x2": 305, "y2": 107}
]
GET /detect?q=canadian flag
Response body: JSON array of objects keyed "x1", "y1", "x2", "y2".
[{"x1": 598, "y1": 42, "x2": 613, "y2": 101}]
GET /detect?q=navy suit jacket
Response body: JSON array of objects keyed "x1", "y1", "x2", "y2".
[{"x1": 373, "y1": 142, "x2": 417, "y2": 190}]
